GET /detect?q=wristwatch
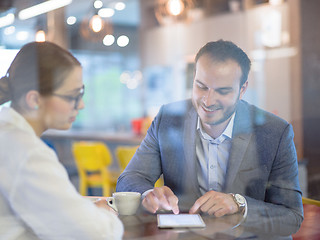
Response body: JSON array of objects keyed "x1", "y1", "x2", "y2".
[{"x1": 230, "y1": 193, "x2": 246, "y2": 213}]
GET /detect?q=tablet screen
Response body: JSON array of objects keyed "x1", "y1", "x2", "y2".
[{"x1": 157, "y1": 214, "x2": 206, "y2": 228}]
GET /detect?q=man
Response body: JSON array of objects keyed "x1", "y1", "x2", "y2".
[{"x1": 117, "y1": 40, "x2": 303, "y2": 236}]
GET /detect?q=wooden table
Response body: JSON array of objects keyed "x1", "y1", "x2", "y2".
[
  {"x1": 120, "y1": 212, "x2": 246, "y2": 240},
  {"x1": 120, "y1": 204, "x2": 320, "y2": 240},
  {"x1": 292, "y1": 204, "x2": 320, "y2": 240}
]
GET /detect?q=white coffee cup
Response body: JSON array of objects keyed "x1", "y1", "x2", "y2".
[{"x1": 107, "y1": 192, "x2": 141, "y2": 215}]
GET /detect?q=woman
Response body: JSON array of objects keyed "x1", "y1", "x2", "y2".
[{"x1": 0, "y1": 42, "x2": 123, "y2": 239}]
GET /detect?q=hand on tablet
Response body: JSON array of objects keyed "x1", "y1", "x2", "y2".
[
  {"x1": 189, "y1": 190, "x2": 238, "y2": 217},
  {"x1": 142, "y1": 186, "x2": 179, "y2": 214}
]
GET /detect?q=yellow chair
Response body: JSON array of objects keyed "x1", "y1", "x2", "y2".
[
  {"x1": 302, "y1": 196, "x2": 320, "y2": 206},
  {"x1": 115, "y1": 145, "x2": 164, "y2": 187},
  {"x1": 115, "y1": 145, "x2": 139, "y2": 171},
  {"x1": 72, "y1": 141, "x2": 115, "y2": 196}
]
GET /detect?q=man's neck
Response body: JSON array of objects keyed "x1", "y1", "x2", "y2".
[{"x1": 202, "y1": 117, "x2": 233, "y2": 139}]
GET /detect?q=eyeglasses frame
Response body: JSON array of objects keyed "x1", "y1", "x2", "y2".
[{"x1": 52, "y1": 85, "x2": 85, "y2": 110}]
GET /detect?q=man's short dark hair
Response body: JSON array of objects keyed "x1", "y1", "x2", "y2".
[{"x1": 195, "y1": 40, "x2": 251, "y2": 86}]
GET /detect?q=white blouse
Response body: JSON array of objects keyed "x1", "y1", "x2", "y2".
[{"x1": 0, "y1": 107, "x2": 124, "y2": 240}]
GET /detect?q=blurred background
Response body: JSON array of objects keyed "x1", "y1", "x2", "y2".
[{"x1": 0, "y1": 0, "x2": 319, "y2": 199}]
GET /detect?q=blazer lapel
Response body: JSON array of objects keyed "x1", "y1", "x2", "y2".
[
  {"x1": 224, "y1": 133, "x2": 252, "y2": 192},
  {"x1": 183, "y1": 105, "x2": 201, "y2": 197},
  {"x1": 224, "y1": 101, "x2": 253, "y2": 192}
]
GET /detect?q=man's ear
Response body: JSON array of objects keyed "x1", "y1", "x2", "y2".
[
  {"x1": 25, "y1": 90, "x2": 40, "y2": 110},
  {"x1": 239, "y1": 81, "x2": 248, "y2": 100}
]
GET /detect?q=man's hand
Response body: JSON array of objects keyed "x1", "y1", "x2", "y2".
[
  {"x1": 142, "y1": 186, "x2": 179, "y2": 214},
  {"x1": 189, "y1": 191, "x2": 238, "y2": 217}
]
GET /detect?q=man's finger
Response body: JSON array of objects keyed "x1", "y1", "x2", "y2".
[
  {"x1": 189, "y1": 202, "x2": 200, "y2": 214},
  {"x1": 189, "y1": 194, "x2": 210, "y2": 214},
  {"x1": 152, "y1": 188, "x2": 172, "y2": 210},
  {"x1": 152, "y1": 186, "x2": 180, "y2": 214},
  {"x1": 142, "y1": 192, "x2": 160, "y2": 213},
  {"x1": 167, "y1": 194, "x2": 179, "y2": 214}
]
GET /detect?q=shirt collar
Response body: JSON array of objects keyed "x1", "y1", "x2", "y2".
[
  {"x1": 0, "y1": 107, "x2": 37, "y2": 136},
  {"x1": 197, "y1": 113, "x2": 235, "y2": 141}
]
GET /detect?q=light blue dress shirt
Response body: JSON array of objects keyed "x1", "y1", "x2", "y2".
[{"x1": 196, "y1": 114, "x2": 235, "y2": 195}]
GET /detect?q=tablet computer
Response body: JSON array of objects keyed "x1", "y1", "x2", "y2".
[{"x1": 157, "y1": 214, "x2": 206, "y2": 228}]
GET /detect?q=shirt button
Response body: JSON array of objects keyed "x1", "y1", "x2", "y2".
[{"x1": 210, "y1": 165, "x2": 214, "y2": 169}]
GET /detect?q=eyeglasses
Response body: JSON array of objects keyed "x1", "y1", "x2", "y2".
[{"x1": 52, "y1": 85, "x2": 85, "y2": 110}]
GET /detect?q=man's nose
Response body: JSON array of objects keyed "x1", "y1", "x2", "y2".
[{"x1": 203, "y1": 89, "x2": 217, "y2": 106}]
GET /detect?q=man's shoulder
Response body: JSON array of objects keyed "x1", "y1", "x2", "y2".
[
  {"x1": 161, "y1": 99, "x2": 193, "y2": 115},
  {"x1": 239, "y1": 100, "x2": 288, "y2": 121},
  {"x1": 236, "y1": 100, "x2": 290, "y2": 133},
  {"x1": 155, "y1": 99, "x2": 195, "y2": 129}
]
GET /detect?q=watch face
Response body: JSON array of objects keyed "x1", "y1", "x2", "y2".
[{"x1": 235, "y1": 194, "x2": 245, "y2": 205}]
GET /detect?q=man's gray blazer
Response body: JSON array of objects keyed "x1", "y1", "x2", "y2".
[{"x1": 117, "y1": 99, "x2": 303, "y2": 237}]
